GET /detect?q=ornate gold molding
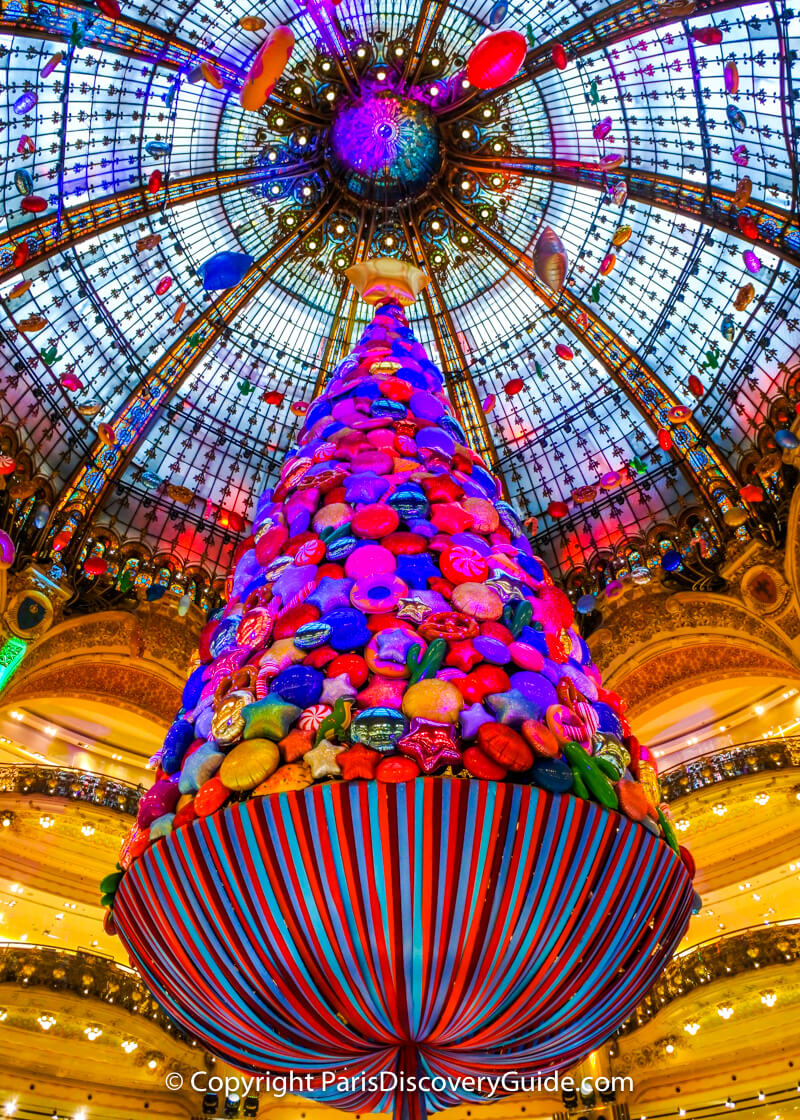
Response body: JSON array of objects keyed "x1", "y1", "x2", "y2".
[{"x1": 617, "y1": 921, "x2": 800, "y2": 1036}]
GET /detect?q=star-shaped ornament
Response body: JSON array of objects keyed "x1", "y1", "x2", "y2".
[
  {"x1": 337, "y1": 743, "x2": 381, "y2": 781},
  {"x1": 398, "y1": 718, "x2": 461, "y2": 773},
  {"x1": 304, "y1": 738, "x2": 344, "y2": 780},
  {"x1": 375, "y1": 627, "x2": 420, "y2": 666},
  {"x1": 320, "y1": 673, "x2": 358, "y2": 706},
  {"x1": 459, "y1": 702, "x2": 494, "y2": 739},
  {"x1": 307, "y1": 577, "x2": 355, "y2": 613},
  {"x1": 396, "y1": 597, "x2": 432, "y2": 624},
  {"x1": 241, "y1": 694, "x2": 302, "y2": 741},
  {"x1": 485, "y1": 689, "x2": 544, "y2": 727}
]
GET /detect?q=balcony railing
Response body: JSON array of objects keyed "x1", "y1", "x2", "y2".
[
  {"x1": 0, "y1": 941, "x2": 197, "y2": 1047},
  {"x1": 659, "y1": 738, "x2": 800, "y2": 802},
  {"x1": 617, "y1": 920, "x2": 800, "y2": 1035},
  {"x1": 0, "y1": 764, "x2": 143, "y2": 816}
]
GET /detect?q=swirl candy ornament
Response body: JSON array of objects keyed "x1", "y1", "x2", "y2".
[{"x1": 111, "y1": 260, "x2": 694, "y2": 1120}]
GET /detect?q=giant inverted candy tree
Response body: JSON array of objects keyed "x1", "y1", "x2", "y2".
[{"x1": 109, "y1": 259, "x2": 695, "y2": 1120}]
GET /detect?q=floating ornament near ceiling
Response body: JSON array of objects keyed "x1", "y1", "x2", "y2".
[
  {"x1": 240, "y1": 25, "x2": 295, "y2": 111},
  {"x1": 198, "y1": 251, "x2": 255, "y2": 290},
  {"x1": 466, "y1": 29, "x2": 527, "y2": 89},
  {"x1": 533, "y1": 225, "x2": 568, "y2": 290}
]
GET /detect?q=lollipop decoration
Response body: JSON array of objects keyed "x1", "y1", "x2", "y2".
[{"x1": 110, "y1": 260, "x2": 695, "y2": 1120}]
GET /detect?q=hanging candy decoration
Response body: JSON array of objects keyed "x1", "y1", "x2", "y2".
[
  {"x1": 667, "y1": 404, "x2": 692, "y2": 422},
  {"x1": 504, "y1": 377, "x2": 524, "y2": 397},
  {"x1": 732, "y1": 144, "x2": 748, "y2": 167},
  {"x1": 724, "y1": 60, "x2": 739, "y2": 94},
  {"x1": 148, "y1": 169, "x2": 163, "y2": 193},
  {"x1": 97, "y1": 0, "x2": 122, "y2": 17},
  {"x1": 60, "y1": 373, "x2": 84, "y2": 391},
  {"x1": 489, "y1": 0, "x2": 508, "y2": 26},
  {"x1": 466, "y1": 30, "x2": 527, "y2": 89},
  {"x1": 14, "y1": 170, "x2": 33, "y2": 196},
  {"x1": 0, "y1": 530, "x2": 15, "y2": 570},
  {"x1": 0, "y1": 456, "x2": 16, "y2": 477},
  {"x1": 592, "y1": 116, "x2": 612, "y2": 141},
  {"x1": 555, "y1": 343, "x2": 574, "y2": 360},
  {"x1": 198, "y1": 251, "x2": 255, "y2": 290},
  {"x1": 599, "y1": 253, "x2": 616, "y2": 276},
  {"x1": 552, "y1": 43, "x2": 568, "y2": 69},
  {"x1": 173, "y1": 301, "x2": 187, "y2": 323},
  {"x1": 41, "y1": 52, "x2": 64, "y2": 78},
  {"x1": 97, "y1": 423, "x2": 117, "y2": 446},
  {"x1": 612, "y1": 225, "x2": 632, "y2": 247},
  {"x1": 136, "y1": 233, "x2": 161, "y2": 253},
  {"x1": 775, "y1": 429, "x2": 800, "y2": 450},
  {"x1": 7, "y1": 280, "x2": 32, "y2": 300},
  {"x1": 576, "y1": 593, "x2": 596, "y2": 614},
  {"x1": 657, "y1": 428, "x2": 673, "y2": 451},
  {"x1": 155, "y1": 276, "x2": 173, "y2": 295},
  {"x1": 77, "y1": 398, "x2": 103, "y2": 417},
  {"x1": 742, "y1": 249, "x2": 761, "y2": 274},
  {"x1": 290, "y1": 401, "x2": 309, "y2": 416},
  {"x1": 739, "y1": 483, "x2": 763, "y2": 502},
  {"x1": 532, "y1": 226, "x2": 568, "y2": 291},
  {"x1": 661, "y1": 549, "x2": 682, "y2": 572},
  {"x1": 600, "y1": 470, "x2": 621, "y2": 490},
  {"x1": 11, "y1": 241, "x2": 28, "y2": 269},
  {"x1": 734, "y1": 282, "x2": 755, "y2": 311},
  {"x1": 612, "y1": 180, "x2": 628, "y2": 205},
  {"x1": 240, "y1": 25, "x2": 296, "y2": 110},
  {"x1": 721, "y1": 314, "x2": 736, "y2": 340},
  {"x1": 239, "y1": 15, "x2": 267, "y2": 30},
  {"x1": 13, "y1": 91, "x2": 38, "y2": 115},
  {"x1": 548, "y1": 499, "x2": 569, "y2": 518},
  {"x1": 599, "y1": 152, "x2": 624, "y2": 171},
  {"x1": 52, "y1": 531, "x2": 72, "y2": 552},
  {"x1": 84, "y1": 556, "x2": 109, "y2": 577},
  {"x1": 262, "y1": 389, "x2": 284, "y2": 406},
  {"x1": 726, "y1": 105, "x2": 746, "y2": 132},
  {"x1": 737, "y1": 212, "x2": 758, "y2": 240},
  {"x1": 20, "y1": 195, "x2": 47, "y2": 214},
  {"x1": 145, "y1": 140, "x2": 172, "y2": 158},
  {"x1": 687, "y1": 374, "x2": 705, "y2": 398},
  {"x1": 723, "y1": 506, "x2": 749, "y2": 527},
  {"x1": 33, "y1": 502, "x2": 50, "y2": 530},
  {"x1": 733, "y1": 177, "x2": 752, "y2": 207},
  {"x1": 199, "y1": 61, "x2": 225, "y2": 88},
  {"x1": 691, "y1": 25, "x2": 723, "y2": 44},
  {"x1": 481, "y1": 393, "x2": 496, "y2": 412},
  {"x1": 17, "y1": 135, "x2": 35, "y2": 155},
  {"x1": 17, "y1": 314, "x2": 48, "y2": 333}
]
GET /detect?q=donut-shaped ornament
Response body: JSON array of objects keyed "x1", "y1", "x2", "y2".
[
  {"x1": 667, "y1": 404, "x2": 693, "y2": 423},
  {"x1": 97, "y1": 423, "x2": 117, "y2": 446},
  {"x1": 350, "y1": 573, "x2": 409, "y2": 614}
]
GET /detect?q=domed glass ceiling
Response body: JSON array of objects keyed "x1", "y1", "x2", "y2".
[{"x1": 0, "y1": 0, "x2": 798, "y2": 601}]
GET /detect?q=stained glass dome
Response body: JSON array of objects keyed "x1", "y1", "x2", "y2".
[{"x1": 1, "y1": 0, "x2": 798, "y2": 609}]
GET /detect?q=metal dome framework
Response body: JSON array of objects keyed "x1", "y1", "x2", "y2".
[{"x1": 0, "y1": 0, "x2": 798, "y2": 600}]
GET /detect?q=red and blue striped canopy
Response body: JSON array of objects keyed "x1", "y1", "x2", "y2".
[{"x1": 114, "y1": 777, "x2": 693, "y2": 1117}]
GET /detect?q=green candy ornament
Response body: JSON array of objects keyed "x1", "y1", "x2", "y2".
[
  {"x1": 563, "y1": 741, "x2": 619, "y2": 810},
  {"x1": 503, "y1": 600, "x2": 532, "y2": 638},
  {"x1": 657, "y1": 806, "x2": 680, "y2": 854},
  {"x1": 406, "y1": 638, "x2": 447, "y2": 684}
]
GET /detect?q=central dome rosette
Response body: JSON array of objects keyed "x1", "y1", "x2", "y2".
[{"x1": 328, "y1": 92, "x2": 442, "y2": 203}]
